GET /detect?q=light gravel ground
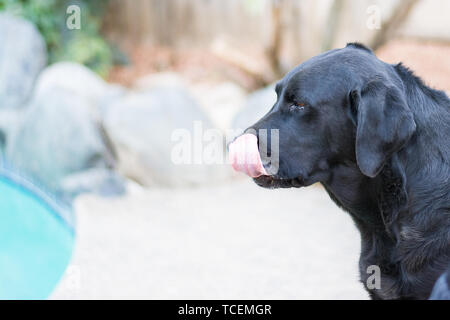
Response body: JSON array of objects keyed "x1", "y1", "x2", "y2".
[{"x1": 52, "y1": 179, "x2": 369, "y2": 300}]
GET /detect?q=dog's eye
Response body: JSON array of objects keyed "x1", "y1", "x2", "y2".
[{"x1": 289, "y1": 102, "x2": 306, "y2": 112}]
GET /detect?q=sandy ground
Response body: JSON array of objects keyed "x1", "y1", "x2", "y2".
[{"x1": 52, "y1": 178, "x2": 368, "y2": 300}]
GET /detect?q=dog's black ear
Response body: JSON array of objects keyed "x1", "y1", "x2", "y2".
[{"x1": 351, "y1": 81, "x2": 416, "y2": 177}]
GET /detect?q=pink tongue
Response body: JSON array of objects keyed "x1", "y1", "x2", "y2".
[{"x1": 229, "y1": 134, "x2": 268, "y2": 178}]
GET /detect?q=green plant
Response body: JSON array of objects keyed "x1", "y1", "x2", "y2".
[{"x1": 0, "y1": 0, "x2": 113, "y2": 77}]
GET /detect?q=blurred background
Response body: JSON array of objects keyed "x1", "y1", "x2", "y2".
[{"x1": 0, "y1": 0, "x2": 449, "y2": 299}]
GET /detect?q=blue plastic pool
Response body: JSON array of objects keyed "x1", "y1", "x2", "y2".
[{"x1": 0, "y1": 170, "x2": 74, "y2": 299}]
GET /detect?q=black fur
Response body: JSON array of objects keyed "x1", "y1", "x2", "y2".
[{"x1": 245, "y1": 43, "x2": 450, "y2": 299}]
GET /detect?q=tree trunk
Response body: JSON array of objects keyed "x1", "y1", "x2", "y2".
[
  {"x1": 322, "y1": 0, "x2": 345, "y2": 52},
  {"x1": 266, "y1": 0, "x2": 285, "y2": 79},
  {"x1": 370, "y1": 0, "x2": 421, "y2": 50}
]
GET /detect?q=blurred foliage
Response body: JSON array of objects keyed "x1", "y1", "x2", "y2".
[{"x1": 0, "y1": 0, "x2": 113, "y2": 77}]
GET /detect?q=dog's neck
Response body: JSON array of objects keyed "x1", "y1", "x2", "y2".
[
  {"x1": 321, "y1": 156, "x2": 408, "y2": 237},
  {"x1": 323, "y1": 64, "x2": 450, "y2": 234}
]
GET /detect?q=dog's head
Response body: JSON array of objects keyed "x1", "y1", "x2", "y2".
[{"x1": 229, "y1": 43, "x2": 416, "y2": 188}]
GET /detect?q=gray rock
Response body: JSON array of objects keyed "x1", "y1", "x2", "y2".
[
  {"x1": 0, "y1": 14, "x2": 47, "y2": 109},
  {"x1": 0, "y1": 108, "x2": 23, "y2": 153},
  {"x1": 232, "y1": 84, "x2": 276, "y2": 135},
  {"x1": 0, "y1": 130, "x2": 5, "y2": 152},
  {"x1": 6, "y1": 88, "x2": 116, "y2": 195},
  {"x1": 34, "y1": 62, "x2": 126, "y2": 118},
  {"x1": 190, "y1": 82, "x2": 247, "y2": 131},
  {"x1": 104, "y1": 87, "x2": 230, "y2": 187},
  {"x1": 60, "y1": 168, "x2": 126, "y2": 198}
]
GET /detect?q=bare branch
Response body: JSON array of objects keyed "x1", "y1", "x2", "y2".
[{"x1": 370, "y1": 0, "x2": 421, "y2": 50}]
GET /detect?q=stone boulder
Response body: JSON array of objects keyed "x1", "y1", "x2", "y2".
[
  {"x1": 6, "y1": 87, "x2": 118, "y2": 197},
  {"x1": 0, "y1": 109, "x2": 21, "y2": 152},
  {"x1": 231, "y1": 84, "x2": 276, "y2": 136},
  {"x1": 60, "y1": 168, "x2": 125, "y2": 199},
  {"x1": 191, "y1": 82, "x2": 247, "y2": 131},
  {"x1": 104, "y1": 87, "x2": 230, "y2": 187},
  {"x1": 0, "y1": 14, "x2": 47, "y2": 109},
  {"x1": 33, "y1": 62, "x2": 126, "y2": 117}
]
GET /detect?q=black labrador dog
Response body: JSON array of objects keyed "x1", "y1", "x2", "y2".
[{"x1": 230, "y1": 43, "x2": 450, "y2": 299}]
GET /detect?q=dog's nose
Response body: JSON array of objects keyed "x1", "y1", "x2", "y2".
[{"x1": 228, "y1": 134, "x2": 268, "y2": 178}]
